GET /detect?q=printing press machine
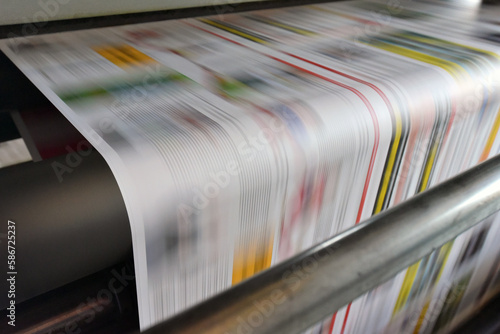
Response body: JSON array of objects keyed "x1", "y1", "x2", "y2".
[{"x1": 1, "y1": 0, "x2": 500, "y2": 333}]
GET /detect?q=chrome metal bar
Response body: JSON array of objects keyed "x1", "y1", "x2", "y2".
[{"x1": 143, "y1": 154, "x2": 500, "y2": 334}]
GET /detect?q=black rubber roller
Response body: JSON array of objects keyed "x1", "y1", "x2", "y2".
[{"x1": 0, "y1": 150, "x2": 131, "y2": 309}]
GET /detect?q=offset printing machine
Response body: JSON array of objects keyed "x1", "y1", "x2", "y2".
[
  {"x1": 2, "y1": 3, "x2": 328, "y2": 333},
  {"x1": 1, "y1": 0, "x2": 500, "y2": 333}
]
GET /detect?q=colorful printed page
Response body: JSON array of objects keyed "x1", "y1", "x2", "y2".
[{"x1": 2, "y1": 0, "x2": 500, "y2": 332}]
